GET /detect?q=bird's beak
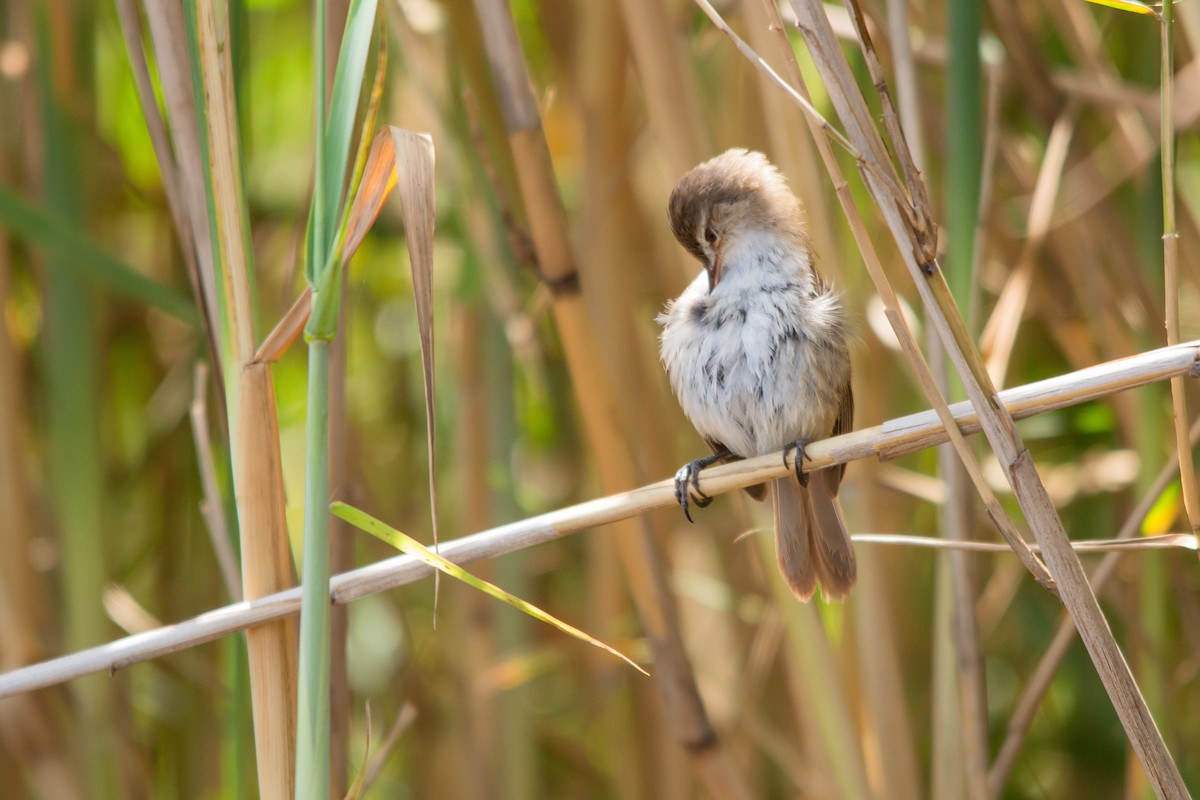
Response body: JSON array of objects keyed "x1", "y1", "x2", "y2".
[{"x1": 706, "y1": 246, "x2": 724, "y2": 293}]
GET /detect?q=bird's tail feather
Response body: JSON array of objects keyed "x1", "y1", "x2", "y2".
[
  {"x1": 772, "y1": 477, "x2": 817, "y2": 601},
  {"x1": 771, "y1": 474, "x2": 857, "y2": 601},
  {"x1": 808, "y1": 468, "x2": 857, "y2": 600}
]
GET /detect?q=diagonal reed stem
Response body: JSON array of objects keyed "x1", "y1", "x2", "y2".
[
  {"x1": 0, "y1": 341, "x2": 1195, "y2": 702},
  {"x1": 781, "y1": 0, "x2": 1188, "y2": 793},
  {"x1": 988, "y1": 416, "x2": 1200, "y2": 795}
]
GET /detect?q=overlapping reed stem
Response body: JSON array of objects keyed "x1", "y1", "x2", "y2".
[
  {"x1": 1, "y1": 340, "x2": 1195, "y2": 702},
  {"x1": 779, "y1": 0, "x2": 1189, "y2": 794}
]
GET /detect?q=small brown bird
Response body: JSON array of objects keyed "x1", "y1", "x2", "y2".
[{"x1": 658, "y1": 149, "x2": 856, "y2": 601}]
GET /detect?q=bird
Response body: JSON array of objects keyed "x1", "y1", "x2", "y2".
[{"x1": 657, "y1": 148, "x2": 856, "y2": 601}]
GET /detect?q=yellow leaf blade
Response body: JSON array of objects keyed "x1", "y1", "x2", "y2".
[
  {"x1": 1085, "y1": 0, "x2": 1158, "y2": 15},
  {"x1": 331, "y1": 502, "x2": 648, "y2": 676}
]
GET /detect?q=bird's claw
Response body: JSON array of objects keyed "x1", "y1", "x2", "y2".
[
  {"x1": 674, "y1": 458, "x2": 716, "y2": 523},
  {"x1": 783, "y1": 439, "x2": 812, "y2": 487}
]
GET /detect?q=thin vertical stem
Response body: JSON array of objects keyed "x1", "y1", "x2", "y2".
[
  {"x1": 313, "y1": 0, "x2": 329, "y2": 275},
  {"x1": 943, "y1": 3, "x2": 988, "y2": 792},
  {"x1": 1160, "y1": 0, "x2": 1199, "y2": 543},
  {"x1": 296, "y1": 338, "x2": 332, "y2": 798},
  {"x1": 947, "y1": 0, "x2": 983, "y2": 316},
  {"x1": 35, "y1": 2, "x2": 114, "y2": 792}
]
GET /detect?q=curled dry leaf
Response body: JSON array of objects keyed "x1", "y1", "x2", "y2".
[{"x1": 342, "y1": 126, "x2": 441, "y2": 580}]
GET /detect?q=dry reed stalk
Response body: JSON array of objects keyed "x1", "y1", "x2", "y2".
[
  {"x1": 193, "y1": 2, "x2": 298, "y2": 796},
  {"x1": 858, "y1": 9, "x2": 925, "y2": 797},
  {"x1": 1159, "y1": 5, "x2": 1200, "y2": 542},
  {"x1": 941, "y1": 449, "x2": 989, "y2": 800},
  {"x1": 451, "y1": 305, "x2": 500, "y2": 798},
  {"x1": 1, "y1": 341, "x2": 1195, "y2": 702},
  {"x1": 140, "y1": 1, "x2": 220, "y2": 334},
  {"x1": 612, "y1": 0, "x2": 707, "y2": 180},
  {"x1": 714, "y1": 29, "x2": 887, "y2": 800},
  {"x1": 782, "y1": 0, "x2": 1187, "y2": 794},
  {"x1": 930, "y1": 502, "x2": 970, "y2": 800},
  {"x1": 114, "y1": 0, "x2": 199, "y2": 305},
  {"x1": 574, "y1": 9, "x2": 679, "y2": 793},
  {"x1": 988, "y1": 416, "x2": 1200, "y2": 795},
  {"x1": 188, "y1": 363, "x2": 241, "y2": 602},
  {"x1": 469, "y1": 0, "x2": 750, "y2": 795},
  {"x1": 857, "y1": 534, "x2": 1194, "y2": 553},
  {"x1": 885, "y1": 0, "x2": 925, "y2": 172},
  {"x1": 233, "y1": 364, "x2": 299, "y2": 798}
]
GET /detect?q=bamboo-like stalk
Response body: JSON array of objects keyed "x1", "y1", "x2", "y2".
[
  {"x1": 574, "y1": 5, "x2": 677, "y2": 793},
  {"x1": 611, "y1": 0, "x2": 707, "y2": 180},
  {"x1": 469, "y1": 1, "x2": 750, "y2": 796},
  {"x1": 861, "y1": 10, "x2": 924, "y2": 798},
  {"x1": 2, "y1": 340, "x2": 1196, "y2": 701},
  {"x1": 187, "y1": 1, "x2": 300, "y2": 796},
  {"x1": 783, "y1": 0, "x2": 1188, "y2": 794},
  {"x1": 1160, "y1": 0, "x2": 1200, "y2": 544}
]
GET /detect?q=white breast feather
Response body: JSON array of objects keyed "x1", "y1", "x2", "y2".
[{"x1": 658, "y1": 234, "x2": 849, "y2": 458}]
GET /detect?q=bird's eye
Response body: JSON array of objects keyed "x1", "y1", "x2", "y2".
[{"x1": 704, "y1": 225, "x2": 717, "y2": 244}]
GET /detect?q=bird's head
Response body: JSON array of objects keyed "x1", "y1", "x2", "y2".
[{"x1": 667, "y1": 148, "x2": 805, "y2": 292}]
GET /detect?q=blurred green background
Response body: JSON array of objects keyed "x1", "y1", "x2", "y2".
[{"x1": 1, "y1": 0, "x2": 1199, "y2": 797}]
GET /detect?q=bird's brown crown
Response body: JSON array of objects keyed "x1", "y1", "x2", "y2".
[{"x1": 668, "y1": 149, "x2": 805, "y2": 264}]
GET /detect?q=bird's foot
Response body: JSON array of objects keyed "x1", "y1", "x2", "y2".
[
  {"x1": 783, "y1": 439, "x2": 812, "y2": 487},
  {"x1": 674, "y1": 452, "x2": 726, "y2": 523}
]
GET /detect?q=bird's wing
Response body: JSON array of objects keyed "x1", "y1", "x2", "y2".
[{"x1": 829, "y1": 381, "x2": 854, "y2": 489}]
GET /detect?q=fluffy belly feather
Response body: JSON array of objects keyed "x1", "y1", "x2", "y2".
[{"x1": 660, "y1": 284, "x2": 846, "y2": 458}]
